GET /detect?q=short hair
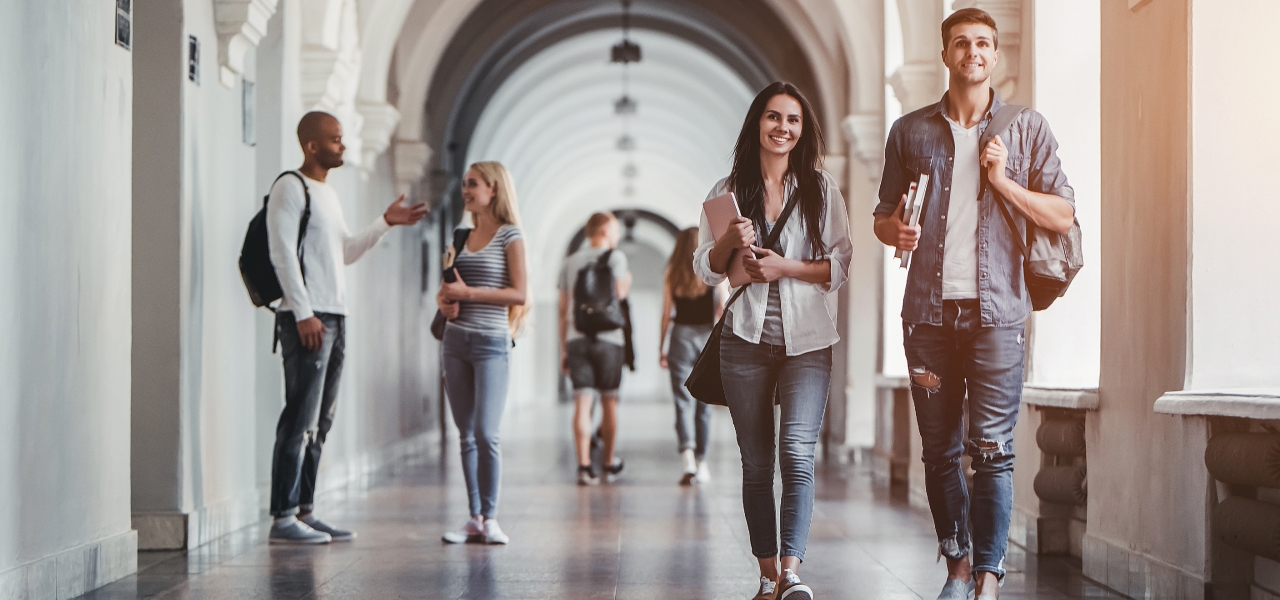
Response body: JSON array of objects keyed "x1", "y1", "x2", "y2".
[
  {"x1": 296, "y1": 111, "x2": 338, "y2": 144},
  {"x1": 941, "y1": 8, "x2": 999, "y2": 49},
  {"x1": 585, "y1": 212, "x2": 617, "y2": 238}
]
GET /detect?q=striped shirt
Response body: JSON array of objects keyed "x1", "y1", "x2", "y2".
[{"x1": 450, "y1": 225, "x2": 523, "y2": 334}]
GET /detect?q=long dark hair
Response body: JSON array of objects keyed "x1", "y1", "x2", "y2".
[{"x1": 727, "y1": 82, "x2": 827, "y2": 259}]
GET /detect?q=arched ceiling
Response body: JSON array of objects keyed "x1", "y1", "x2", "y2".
[
  {"x1": 465, "y1": 29, "x2": 754, "y2": 299},
  {"x1": 420, "y1": 0, "x2": 827, "y2": 179}
]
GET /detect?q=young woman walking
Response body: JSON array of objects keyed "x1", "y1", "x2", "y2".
[
  {"x1": 692, "y1": 82, "x2": 852, "y2": 600},
  {"x1": 437, "y1": 161, "x2": 528, "y2": 545},
  {"x1": 659, "y1": 227, "x2": 722, "y2": 485}
]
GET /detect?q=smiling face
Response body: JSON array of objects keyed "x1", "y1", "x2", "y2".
[
  {"x1": 942, "y1": 22, "x2": 998, "y2": 86},
  {"x1": 758, "y1": 94, "x2": 803, "y2": 158},
  {"x1": 461, "y1": 167, "x2": 496, "y2": 214}
]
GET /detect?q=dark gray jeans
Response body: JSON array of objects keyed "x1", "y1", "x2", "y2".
[
  {"x1": 904, "y1": 299, "x2": 1025, "y2": 578},
  {"x1": 720, "y1": 329, "x2": 831, "y2": 561},
  {"x1": 270, "y1": 311, "x2": 345, "y2": 517},
  {"x1": 668, "y1": 323, "x2": 712, "y2": 458}
]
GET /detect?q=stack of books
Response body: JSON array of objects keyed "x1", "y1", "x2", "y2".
[{"x1": 895, "y1": 173, "x2": 929, "y2": 270}]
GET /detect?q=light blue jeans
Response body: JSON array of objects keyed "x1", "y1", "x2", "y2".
[
  {"x1": 442, "y1": 324, "x2": 510, "y2": 519},
  {"x1": 720, "y1": 330, "x2": 831, "y2": 561},
  {"x1": 668, "y1": 323, "x2": 712, "y2": 458}
]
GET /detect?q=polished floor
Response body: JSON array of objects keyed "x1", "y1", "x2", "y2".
[{"x1": 80, "y1": 399, "x2": 1124, "y2": 599}]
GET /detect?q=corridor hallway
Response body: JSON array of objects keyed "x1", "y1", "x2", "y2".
[{"x1": 78, "y1": 400, "x2": 1120, "y2": 600}]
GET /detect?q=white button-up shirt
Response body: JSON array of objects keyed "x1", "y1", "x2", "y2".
[{"x1": 693, "y1": 170, "x2": 853, "y2": 356}]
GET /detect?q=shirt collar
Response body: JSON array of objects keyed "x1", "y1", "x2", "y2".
[{"x1": 932, "y1": 87, "x2": 1003, "y2": 123}]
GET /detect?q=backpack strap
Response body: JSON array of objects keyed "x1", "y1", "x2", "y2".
[
  {"x1": 978, "y1": 105, "x2": 1032, "y2": 258},
  {"x1": 270, "y1": 171, "x2": 312, "y2": 354},
  {"x1": 451, "y1": 228, "x2": 472, "y2": 257}
]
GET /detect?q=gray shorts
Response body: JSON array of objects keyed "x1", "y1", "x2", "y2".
[{"x1": 566, "y1": 337, "x2": 625, "y2": 394}]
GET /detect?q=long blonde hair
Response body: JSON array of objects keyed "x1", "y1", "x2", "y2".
[
  {"x1": 665, "y1": 227, "x2": 707, "y2": 299},
  {"x1": 469, "y1": 161, "x2": 528, "y2": 336}
]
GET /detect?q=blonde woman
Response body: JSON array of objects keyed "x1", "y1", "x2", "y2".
[
  {"x1": 659, "y1": 227, "x2": 722, "y2": 485},
  {"x1": 437, "y1": 161, "x2": 527, "y2": 545}
]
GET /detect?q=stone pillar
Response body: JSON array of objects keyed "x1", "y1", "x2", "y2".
[{"x1": 841, "y1": 114, "x2": 886, "y2": 454}]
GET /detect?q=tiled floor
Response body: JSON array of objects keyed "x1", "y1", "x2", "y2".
[{"x1": 80, "y1": 399, "x2": 1126, "y2": 599}]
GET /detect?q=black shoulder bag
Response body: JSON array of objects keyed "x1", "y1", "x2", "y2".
[
  {"x1": 430, "y1": 228, "x2": 472, "y2": 340},
  {"x1": 982, "y1": 105, "x2": 1084, "y2": 311},
  {"x1": 684, "y1": 188, "x2": 802, "y2": 406}
]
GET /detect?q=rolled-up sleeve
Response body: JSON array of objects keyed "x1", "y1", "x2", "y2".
[
  {"x1": 820, "y1": 171, "x2": 853, "y2": 293},
  {"x1": 1027, "y1": 111, "x2": 1075, "y2": 209},
  {"x1": 692, "y1": 179, "x2": 729, "y2": 287}
]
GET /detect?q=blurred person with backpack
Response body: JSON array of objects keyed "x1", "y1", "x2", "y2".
[
  {"x1": 437, "y1": 161, "x2": 527, "y2": 546},
  {"x1": 265, "y1": 111, "x2": 427, "y2": 545},
  {"x1": 659, "y1": 227, "x2": 723, "y2": 485},
  {"x1": 559, "y1": 212, "x2": 631, "y2": 485}
]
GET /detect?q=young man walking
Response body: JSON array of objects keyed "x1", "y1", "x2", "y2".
[
  {"x1": 267, "y1": 111, "x2": 427, "y2": 544},
  {"x1": 559, "y1": 212, "x2": 632, "y2": 485},
  {"x1": 873, "y1": 9, "x2": 1075, "y2": 599}
]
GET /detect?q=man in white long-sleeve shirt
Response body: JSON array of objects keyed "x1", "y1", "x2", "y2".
[{"x1": 266, "y1": 111, "x2": 427, "y2": 544}]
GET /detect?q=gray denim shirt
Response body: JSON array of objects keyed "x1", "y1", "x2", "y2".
[{"x1": 874, "y1": 91, "x2": 1074, "y2": 327}]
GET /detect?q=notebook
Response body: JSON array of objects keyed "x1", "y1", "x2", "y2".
[{"x1": 702, "y1": 192, "x2": 753, "y2": 287}]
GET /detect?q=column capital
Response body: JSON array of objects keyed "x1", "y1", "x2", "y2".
[
  {"x1": 213, "y1": 0, "x2": 280, "y2": 88},
  {"x1": 358, "y1": 101, "x2": 401, "y2": 171},
  {"x1": 888, "y1": 62, "x2": 944, "y2": 113},
  {"x1": 394, "y1": 140, "x2": 432, "y2": 200},
  {"x1": 841, "y1": 113, "x2": 884, "y2": 168}
]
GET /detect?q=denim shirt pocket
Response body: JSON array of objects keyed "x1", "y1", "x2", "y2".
[{"x1": 1004, "y1": 154, "x2": 1031, "y2": 187}]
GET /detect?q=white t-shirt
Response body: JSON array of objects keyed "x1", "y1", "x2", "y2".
[
  {"x1": 942, "y1": 117, "x2": 981, "y2": 300},
  {"x1": 266, "y1": 173, "x2": 391, "y2": 319}
]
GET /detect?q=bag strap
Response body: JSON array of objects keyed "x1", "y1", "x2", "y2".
[
  {"x1": 716, "y1": 181, "x2": 806, "y2": 320},
  {"x1": 978, "y1": 105, "x2": 1032, "y2": 259},
  {"x1": 451, "y1": 228, "x2": 472, "y2": 256}
]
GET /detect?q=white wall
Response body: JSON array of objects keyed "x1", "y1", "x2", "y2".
[
  {"x1": 0, "y1": 0, "x2": 136, "y2": 596},
  {"x1": 1188, "y1": 0, "x2": 1280, "y2": 390},
  {"x1": 1028, "y1": 0, "x2": 1101, "y2": 388}
]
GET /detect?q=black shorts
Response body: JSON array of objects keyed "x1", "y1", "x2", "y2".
[{"x1": 566, "y1": 337, "x2": 625, "y2": 393}]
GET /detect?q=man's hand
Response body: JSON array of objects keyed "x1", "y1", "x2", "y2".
[
  {"x1": 296, "y1": 317, "x2": 327, "y2": 351},
  {"x1": 560, "y1": 347, "x2": 570, "y2": 375},
  {"x1": 659, "y1": 352, "x2": 668, "y2": 370},
  {"x1": 744, "y1": 246, "x2": 790, "y2": 283},
  {"x1": 383, "y1": 194, "x2": 429, "y2": 226},
  {"x1": 982, "y1": 136, "x2": 1010, "y2": 186},
  {"x1": 875, "y1": 194, "x2": 920, "y2": 252}
]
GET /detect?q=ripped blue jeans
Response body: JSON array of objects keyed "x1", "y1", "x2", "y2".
[{"x1": 903, "y1": 299, "x2": 1024, "y2": 579}]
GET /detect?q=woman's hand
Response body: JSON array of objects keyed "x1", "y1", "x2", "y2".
[
  {"x1": 716, "y1": 216, "x2": 755, "y2": 252},
  {"x1": 659, "y1": 352, "x2": 668, "y2": 370},
  {"x1": 436, "y1": 288, "x2": 460, "y2": 319},
  {"x1": 744, "y1": 246, "x2": 791, "y2": 283},
  {"x1": 440, "y1": 273, "x2": 471, "y2": 302}
]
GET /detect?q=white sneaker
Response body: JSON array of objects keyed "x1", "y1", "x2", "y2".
[
  {"x1": 752, "y1": 576, "x2": 778, "y2": 600},
  {"x1": 680, "y1": 449, "x2": 697, "y2": 485},
  {"x1": 695, "y1": 460, "x2": 711, "y2": 484},
  {"x1": 483, "y1": 519, "x2": 509, "y2": 544},
  {"x1": 269, "y1": 518, "x2": 331, "y2": 545},
  {"x1": 441, "y1": 517, "x2": 485, "y2": 544}
]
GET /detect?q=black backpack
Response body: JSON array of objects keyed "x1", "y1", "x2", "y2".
[
  {"x1": 573, "y1": 249, "x2": 625, "y2": 337},
  {"x1": 239, "y1": 171, "x2": 311, "y2": 308}
]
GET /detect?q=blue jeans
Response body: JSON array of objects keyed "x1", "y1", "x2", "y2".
[
  {"x1": 442, "y1": 324, "x2": 511, "y2": 519},
  {"x1": 904, "y1": 299, "x2": 1025, "y2": 578},
  {"x1": 668, "y1": 324, "x2": 712, "y2": 458},
  {"x1": 720, "y1": 330, "x2": 831, "y2": 561},
  {"x1": 271, "y1": 312, "x2": 345, "y2": 517}
]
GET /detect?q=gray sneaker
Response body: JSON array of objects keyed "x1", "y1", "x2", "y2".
[
  {"x1": 269, "y1": 519, "x2": 331, "y2": 545},
  {"x1": 300, "y1": 515, "x2": 355, "y2": 541},
  {"x1": 937, "y1": 578, "x2": 975, "y2": 600}
]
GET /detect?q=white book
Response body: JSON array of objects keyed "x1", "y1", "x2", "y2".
[
  {"x1": 900, "y1": 173, "x2": 930, "y2": 269},
  {"x1": 894, "y1": 181, "x2": 919, "y2": 262}
]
